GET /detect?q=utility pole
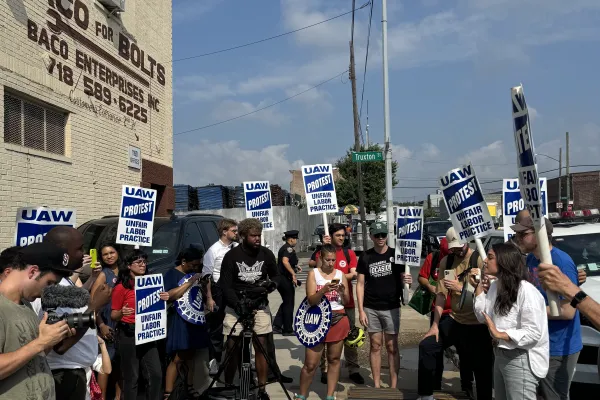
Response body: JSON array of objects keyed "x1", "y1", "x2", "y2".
[
  {"x1": 382, "y1": 0, "x2": 394, "y2": 247},
  {"x1": 349, "y1": 0, "x2": 368, "y2": 250},
  {"x1": 558, "y1": 147, "x2": 562, "y2": 207},
  {"x1": 566, "y1": 132, "x2": 570, "y2": 204},
  {"x1": 365, "y1": 101, "x2": 370, "y2": 147}
]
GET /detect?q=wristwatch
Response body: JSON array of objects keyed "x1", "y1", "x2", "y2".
[{"x1": 570, "y1": 290, "x2": 588, "y2": 308}]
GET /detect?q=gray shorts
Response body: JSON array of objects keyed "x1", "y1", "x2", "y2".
[{"x1": 364, "y1": 307, "x2": 400, "y2": 334}]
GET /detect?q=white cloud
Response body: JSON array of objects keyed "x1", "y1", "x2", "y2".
[
  {"x1": 284, "y1": 84, "x2": 332, "y2": 111},
  {"x1": 529, "y1": 106, "x2": 540, "y2": 121},
  {"x1": 174, "y1": 140, "x2": 304, "y2": 187},
  {"x1": 422, "y1": 143, "x2": 441, "y2": 158},
  {"x1": 211, "y1": 100, "x2": 287, "y2": 127},
  {"x1": 175, "y1": 76, "x2": 234, "y2": 102}
]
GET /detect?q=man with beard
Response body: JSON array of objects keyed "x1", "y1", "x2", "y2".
[
  {"x1": 512, "y1": 216, "x2": 582, "y2": 399},
  {"x1": 417, "y1": 227, "x2": 493, "y2": 400},
  {"x1": 218, "y1": 218, "x2": 281, "y2": 400}
]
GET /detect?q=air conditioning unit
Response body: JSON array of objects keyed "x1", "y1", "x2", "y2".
[{"x1": 98, "y1": 0, "x2": 125, "y2": 13}]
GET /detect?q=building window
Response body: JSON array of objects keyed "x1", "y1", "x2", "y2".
[{"x1": 3, "y1": 93, "x2": 67, "y2": 155}]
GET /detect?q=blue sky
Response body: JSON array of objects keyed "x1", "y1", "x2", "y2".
[{"x1": 172, "y1": 0, "x2": 600, "y2": 203}]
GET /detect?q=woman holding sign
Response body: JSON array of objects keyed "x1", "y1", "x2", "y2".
[
  {"x1": 296, "y1": 244, "x2": 350, "y2": 400},
  {"x1": 111, "y1": 250, "x2": 169, "y2": 400},
  {"x1": 164, "y1": 247, "x2": 209, "y2": 399}
]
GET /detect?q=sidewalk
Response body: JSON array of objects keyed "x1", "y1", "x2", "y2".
[{"x1": 265, "y1": 261, "x2": 463, "y2": 399}]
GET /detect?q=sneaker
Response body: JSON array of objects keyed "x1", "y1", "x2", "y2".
[
  {"x1": 209, "y1": 359, "x2": 219, "y2": 376},
  {"x1": 349, "y1": 372, "x2": 364, "y2": 385},
  {"x1": 463, "y1": 387, "x2": 475, "y2": 400},
  {"x1": 272, "y1": 326, "x2": 283, "y2": 334},
  {"x1": 258, "y1": 390, "x2": 271, "y2": 400}
]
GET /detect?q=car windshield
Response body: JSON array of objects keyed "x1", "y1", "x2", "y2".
[
  {"x1": 427, "y1": 221, "x2": 453, "y2": 236},
  {"x1": 553, "y1": 233, "x2": 600, "y2": 277}
]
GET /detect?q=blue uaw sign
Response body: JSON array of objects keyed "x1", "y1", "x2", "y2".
[
  {"x1": 512, "y1": 85, "x2": 544, "y2": 228},
  {"x1": 440, "y1": 163, "x2": 493, "y2": 243},
  {"x1": 175, "y1": 274, "x2": 205, "y2": 325},
  {"x1": 302, "y1": 164, "x2": 339, "y2": 216},
  {"x1": 503, "y1": 178, "x2": 548, "y2": 242},
  {"x1": 243, "y1": 181, "x2": 274, "y2": 231},
  {"x1": 117, "y1": 185, "x2": 157, "y2": 247},
  {"x1": 135, "y1": 274, "x2": 167, "y2": 345},
  {"x1": 15, "y1": 207, "x2": 76, "y2": 247},
  {"x1": 395, "y1": 206, "x2": 423, "y2": 266},
  {"x1": 294, "y1": 296, "x2": 332, "y2": 348}
]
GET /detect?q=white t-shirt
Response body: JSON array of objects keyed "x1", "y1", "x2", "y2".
[
  {"x1": 313, "y1": 269, "x2": 345, "y2": 311},
  {"x1": 202, "y1": 240, "x2": 238, "y2": 283},
  {"x1": 31, "y1": 278, "x2": 98, "y2": 370}
]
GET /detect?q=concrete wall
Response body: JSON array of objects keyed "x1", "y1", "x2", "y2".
[
  {"x1": 179, "y1": 206, "x2": 324, "y2": 252},
  {"x1": 0, "y1": 0, "x2": 173, "y2": 248}
]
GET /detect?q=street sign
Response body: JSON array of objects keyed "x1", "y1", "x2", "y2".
[
  {"x1": 352, "y1": 151, "x2": 383, "y2": 162},
  {"x1": 556, "y1": 202, "x2": 563, "y2": 209}
]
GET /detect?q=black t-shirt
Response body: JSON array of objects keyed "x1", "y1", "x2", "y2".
[
  {"x1": 219, "y1": 244, "x2": 279, "y2": 308},
  {"x1": 277, "y1": 243, "x2": 298, "y2": 277},
  {"x1": 356, "y1": 247, "x2": 403, "y2": 310}
]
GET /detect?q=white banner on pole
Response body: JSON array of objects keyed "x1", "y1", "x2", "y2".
[
  {"x1": 395, "y1": 206, "x2": 423, "y2": 266},
  {"x1": 301, "y1": 164, "x2": 338, "y2": 216},
  {"x1": 135, "y1": 274, "x2": 167, "y2": 345},
  {"x1": 502, "y1": 178, "x2": 548, "y2": 242},
  {"x1": 243, "y1": 181, "x2": 274, "y2": 231}
]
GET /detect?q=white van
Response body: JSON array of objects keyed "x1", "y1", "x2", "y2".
[{"x1": 482, "y1": 223, "x2": 600, "y2": 388}]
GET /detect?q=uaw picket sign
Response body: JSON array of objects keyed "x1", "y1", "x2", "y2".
[
  {"x1": 440, "y1": 164, "x2": 494, "y2": 243},
  {"x1": 512, "y1": 86, "x2": 545, "y2": 228},
  {"x1": 175, "y1": 274, "x2": 205, "y2": 325},
  {"x1": 117, "y1": 185, "x2": 157, "y2": 246},
  {"x1": 244, "y1": 181, "x2": 274, "y2": 231},
  {"x1": 503, "y1": 178, "x2": 548, "y2": 241},
  {"x1": 15, "y1": 207, "x2": 76, "y2": 247},
  {"x1": 395, "y1": 207, "x2": 423, "y2": 266},
  {"x1": 135, "y1": 274, "x2": 167, "y2": 345},
  {"x1": 302, "y1": 164, "x2": 339, "y2": 215},
  {"x1": 294, "y1": 296, "x2": 332, "y2": 348}
]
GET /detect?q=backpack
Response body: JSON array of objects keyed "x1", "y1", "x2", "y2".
[
  {"x1": 445, "y1": 250, "x2": 480, "y2": 310},
  {"x1": 429, "y1": 251, "x2": 441, "y2": 280}
]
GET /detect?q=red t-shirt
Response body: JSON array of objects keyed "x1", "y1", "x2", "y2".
[
  {"x1": 419, "y1": 253, "x2": 451, "y2": 314},
  {"x1": 111, "y1": 283, "x2": 136, "y2": 324},
  {"x1": 315, "y1": 247, "x2": 357, "y2": 308}
]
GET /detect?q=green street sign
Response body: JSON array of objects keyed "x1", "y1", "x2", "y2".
[{"x1": 352, "y1": 151, "x2": 383, "y2": 162}]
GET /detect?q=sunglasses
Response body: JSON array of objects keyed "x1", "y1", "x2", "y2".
[{"x1": 374, "y1": 233, "x2": 388, "y2": 239}]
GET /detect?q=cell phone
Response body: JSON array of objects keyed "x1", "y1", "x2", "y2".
[
  {"x1": 90, "y1": 249, "x2": 98, "y2": 269},
  {"x1": 444, "y1": 270, "x2": 456, "y2": 281},
  {"x1": 331, "y1": 279, "x2": 340, "y2": 285}
]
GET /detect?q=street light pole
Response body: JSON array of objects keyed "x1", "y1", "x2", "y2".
[
  {"x1": 558, "y1": 147, "x2": 562, "y2": 207},
  {"x1": 382, "y1": 0, "x2": 394, "y2": 247}
]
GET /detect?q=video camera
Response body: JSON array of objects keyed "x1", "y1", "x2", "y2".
[
  {"x1": 234, "y1": 279, "x2": 277, "y2": 326},
  {"x1": 41, "y1": 285, "x2": 97, "y2": 330}
]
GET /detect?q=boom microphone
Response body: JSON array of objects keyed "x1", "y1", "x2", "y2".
[{"x1": 41, "y1": 285, "x2": 90, "y2": 310}]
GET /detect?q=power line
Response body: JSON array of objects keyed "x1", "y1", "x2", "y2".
[
  {"x1": 171, "y1": 1, "x2": 372, "y2": 63},
  {"x1": 173, "y1": 70, "x2": 349, "y2": 136},
  {"x1": 358, "y1": 0, "x2": 374, "y2": 127}
]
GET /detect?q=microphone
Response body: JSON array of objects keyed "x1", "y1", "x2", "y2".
[{"x1": 41, "y1": 285, "x2": 90, "y2": 310}]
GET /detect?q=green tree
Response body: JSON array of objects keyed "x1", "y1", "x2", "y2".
[{"x1": 335, "y1": 144, "x2": 399, "y2": 213}]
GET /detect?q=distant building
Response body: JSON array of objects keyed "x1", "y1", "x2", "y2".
[
  {"x1": 290, "y1": 168, "x2": 341, "y2": 201},
  {"x1": 427, "y1": 190, "x2": 444, "y2": 215},
  {"x1": 547, "y1": 170, "x2": 600, "y2": 212}
]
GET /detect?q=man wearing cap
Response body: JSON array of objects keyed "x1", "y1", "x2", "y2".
[
  {"x1": 0, "y1": 242, "x2": 76, "y2": 400},
  {"x1": 29, "y1": 227, "x2": 108, "y2": 400},
  {"x1": 273, "y1": 230, "x2": 300, "y2": 336},
  {"x1": 356, "y1": 222, "x2": 412, "y2": 389},
  {"x1": 512, "y1": 216, "x2": 582, "y2": 399},
  {"x1": 417, "y1": 227, "x2": 493, "y2": 400}
]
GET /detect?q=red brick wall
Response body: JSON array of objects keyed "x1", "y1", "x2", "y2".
[
  {"x1": 141, "y1": 159, "x2": 174, "y2": 217},
  {"x1": 547, "y1": 171, "x2": 600, "y2": 211}
]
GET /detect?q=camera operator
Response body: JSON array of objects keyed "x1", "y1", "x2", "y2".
[
  {"x1": 0, "y1": 243, "x2": 76, "y2": 400},
  {"x1": 218, "y1": 218, "x2": 280, "y2": 400},
  {"x1": 30, "y1": 227, "x2": 111, "y2": 400}
]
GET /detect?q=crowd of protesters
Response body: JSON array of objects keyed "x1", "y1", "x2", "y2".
[{"x1": 2, "y1": 211, "x2": 600, "y2": 400}]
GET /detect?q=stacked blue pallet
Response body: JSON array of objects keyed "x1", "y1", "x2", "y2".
[
  {"x1": 196, "y1": 185, "x2": 226, "y2": 210},
  {"x1": 232, "y1": 185, "x2": 245, "y2": 208},
  {"x1": 174, "y1": 184, "x2": 198, "y2": 211}
]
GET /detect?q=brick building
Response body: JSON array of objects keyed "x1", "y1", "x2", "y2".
[
  {"x1": 0, "y1": 0, "x2": 173, "y2": 248},
  {"x1": 289, "y1": 168, "x2": 341, "y2": 202},
  {"x1": 547, "y1": 171, "x2": 600, "y2": 212}
]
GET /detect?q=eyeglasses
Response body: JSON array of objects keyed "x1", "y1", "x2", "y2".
[
  {"x1": 374, "y1": 233, "x2": 388, "y2": 239},
  {"x1": 516, "y1": 230, "x2": 535, "y2": 237},
  {"x1": 132, "y1": 259, "x2": 147, "y2": 265}
]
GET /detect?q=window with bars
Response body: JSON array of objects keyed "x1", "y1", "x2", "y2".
[{"x1": 3, "y1": 92, "x2": 67, "y2": 156}]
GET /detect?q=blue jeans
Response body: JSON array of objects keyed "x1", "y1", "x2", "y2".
[{"x1": 493, "y1": 347, "x2": 539, "y2": 400}]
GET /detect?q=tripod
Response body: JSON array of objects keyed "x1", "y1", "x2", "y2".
[{"x1": 201, "y1": 308, "x2": 293, "y2": 400}]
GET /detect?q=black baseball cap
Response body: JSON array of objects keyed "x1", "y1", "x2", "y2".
[{"x1": 20, "y1": 242, "x2": 73, "y2": 275}]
